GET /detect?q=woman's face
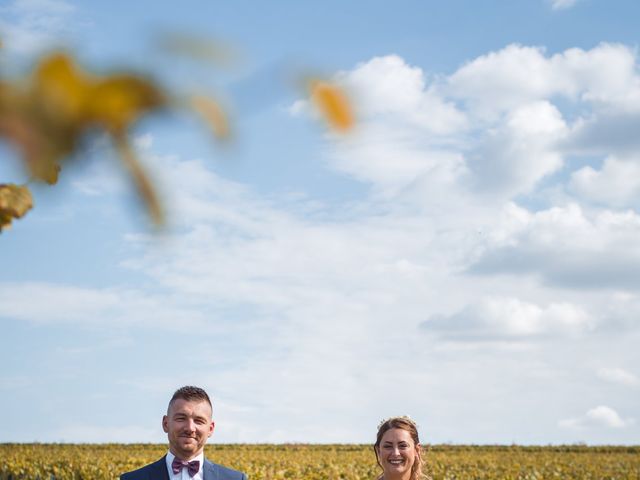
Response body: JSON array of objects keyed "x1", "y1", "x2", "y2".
[{"x1": 376, "y1": 427, "x2": 420, "y2": 479}]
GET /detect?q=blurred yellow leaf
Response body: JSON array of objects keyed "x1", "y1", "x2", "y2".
[
  {"x1": 33, "y1": 53, "x2": 90, "y2": 124},
  {"x1": 0, "y1": 82, "x2": 66, "y2": 184},
  {"x1": 190, "y1": 94, "x2": 230, "y2": 140},
  {"x1": 113, "y1": 133, "x2": 164, "y2": 227},
  {"x1": 86, "y1": 75, "x2": 165, "y2": 132},
  {"x1": 1, "y1": 52, "x2": 169, "y2": 227},
  {"x1": 309, "y1": 80, "x2": 354, "y2": 132},
  {"x1": 0, "y1": 184, "x2": 33, "y2": 231},
  {"x1": 28, "y1": 156, "x2": 61, "y2": 184}
]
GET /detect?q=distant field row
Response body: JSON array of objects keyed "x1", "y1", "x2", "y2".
[{"x1": 1, "y1": 443, "x2": 639, "y2": 479}]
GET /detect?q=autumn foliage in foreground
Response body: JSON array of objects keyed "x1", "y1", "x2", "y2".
[{"x1": 0, "y1": 47, "x2": 353, "y2": 232}]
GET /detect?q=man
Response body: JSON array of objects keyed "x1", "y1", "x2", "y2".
[{"x1": 121, "y1": 386, "x2": 247, "y2": 480}]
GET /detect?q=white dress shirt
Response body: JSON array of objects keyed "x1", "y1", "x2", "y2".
[{"x1": 166, "y1": 451, "x2": 205, "y2": 480}]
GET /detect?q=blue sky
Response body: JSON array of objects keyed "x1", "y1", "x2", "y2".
[{"x1": 1, "y1": 0, "x2": 639, "y2": 445}]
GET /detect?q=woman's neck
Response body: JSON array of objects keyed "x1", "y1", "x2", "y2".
[{"x1": 382, "y1": 473, "x2": 412, "y2": 480}]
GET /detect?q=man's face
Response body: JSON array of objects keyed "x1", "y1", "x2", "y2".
[{"x1": 162, "y1": 398, "x2": 215, "y2": 461}]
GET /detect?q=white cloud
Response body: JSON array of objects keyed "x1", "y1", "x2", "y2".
[
  {"x1": 134, "y1": 133, "x2": 155, "y2": 150},
  {"x1": 319, "y1": 55, "x2": 468, "y2": 198},
  {"x1": 425, "y1": 297, "x2": 593, "y2": 340},
  {"x1": 570, "y1": 155, "x2": 640, "y2": 207},
  {"x1": 550, "y1": 0, "x2": 579, "y2": 11},
  {"x1": 71, "y1": 159, "x2": 127, "y2": 197},
  {"x1": 561, "y1": 44, "x2": 640, "y2": 111},
  {"x1": 566, "y1": 112, "x2": 640, "y2": 157},
  {"x1": 0, "y1": 282, "x2": 208, "y2": 330},
  {"x1": 14, "y1": 0, "x2": 73, "y2": 10},
  {"x1": 472, "y1": 203, "x2": 640, "y2": 289},
  {"x1": 294, "y1": 43, "x2": 640, "y2": 203},
  {"x1": 329, "y1": 133, "x2": 468, "y2": 198},
  {"x1": 0, "y1": 0, "x2": 76, "y2": 57},
  {"x1": 338, "y1": 55, "x2": 467, "y2": 135},
  {"x1": 559, "y1": 406, "x2": 634, "y2": 429},
  {"x1": 469, "y1": 100, "x2": 567, "y2": 196},
  {"x1": 448, "y1": 43, "x2": 640, "y2": 116},
  {"x1": 597, "y1": 368, "x2": 639, "y2": 387},
  {"x1": 448, "y1": 44, "x2": 559, "y2": 117}
]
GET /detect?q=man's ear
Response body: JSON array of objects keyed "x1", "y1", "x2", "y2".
[
  {"x1": 208, "y1": 420, "x2": 215, "y2": 437},
  {"x1": 162, "y1": 415, "x2": 169, "y2": 433}
]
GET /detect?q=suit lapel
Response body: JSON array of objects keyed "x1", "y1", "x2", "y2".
[
  {"x1": 150, "y1": 457, "x2": 170, "y2": 480},
  {"x1": 203, "y1": 459, "x2": 218, "y2": 480}
]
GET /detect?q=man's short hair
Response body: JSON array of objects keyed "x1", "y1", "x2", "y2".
[{"x1": 168, "y1": 386, "x2": 212, "y2": 413}]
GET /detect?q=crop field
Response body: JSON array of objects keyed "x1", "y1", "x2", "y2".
[{"x1": 1, "y1": 443, "x2": 639, "y2": 479}]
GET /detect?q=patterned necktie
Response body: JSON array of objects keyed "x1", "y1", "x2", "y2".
[{"x1": 171, "y1": 457, "x2": 200, "y2": 477}]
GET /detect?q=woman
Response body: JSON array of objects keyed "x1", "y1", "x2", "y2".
[{"x1": 374, "y1": 416, "x2": 429, "y2": 480}]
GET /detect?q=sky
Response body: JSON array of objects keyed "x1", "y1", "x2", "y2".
[{"x1": 1, "y1": 0, "x2": 639, "y2": 446}]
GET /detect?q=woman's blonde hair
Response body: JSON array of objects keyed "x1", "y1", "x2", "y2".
[{"x1": 374, "y1": 416, "x2": 429, "y2": 480}]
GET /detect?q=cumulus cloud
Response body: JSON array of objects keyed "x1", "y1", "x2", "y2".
[
  {"x1": 293, "y1": 43, "x2": 640, "y2": 204},
  {"x1": 570, "y1": 155, "x2": 640, "y2": 207},
  {"x1": 448, "y1": 42, "x2": 640, "y2": 115},
  {"x1": 338, "y1": 55, "x2": 467, "y2": 134},
  {"x1": 424, "y1": 297, "x2": 593, "y2": 340},
  {"x1": 559, "y1": 406, "x2": 634, "y2": 429},
  {"x1": 468, "y1": 100, "x2": 567, "y2": 196},
  {"x1": 597, "y1": 368, "x2": 639, "y2": 387},
  {"x1": 562, "y1": 44, "x2": 640, "y2": 112},
  {"x1": 322, "y1": 55, "x2": 468, "y2": 198},
  {"x1": 567, "y1": 113, "x2": 640, "y2": 157},
  {"x1": 471, "y1": 203, "x2": 640, "y2": 289},
  {"x1": 448, "y1": 44, "x2": 560, "y2": 116}
]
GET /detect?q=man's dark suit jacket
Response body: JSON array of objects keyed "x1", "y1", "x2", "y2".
[{"x1": 120, "y1": 456, "x2": 247, "y2": 480}]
